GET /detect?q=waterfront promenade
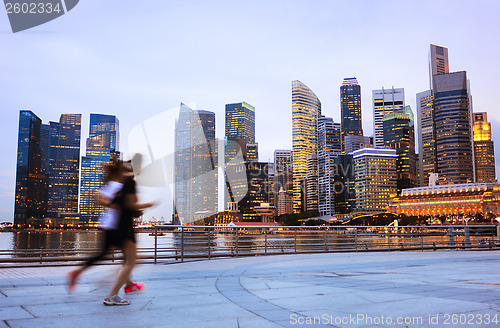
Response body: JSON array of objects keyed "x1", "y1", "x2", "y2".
[{"x1": 1, "y1": 251, "x2": 500, "y2": 327}]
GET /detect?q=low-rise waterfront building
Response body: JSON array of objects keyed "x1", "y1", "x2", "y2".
[{"x1": 390, "y1": 183, "x2": 500, "y2": 217}]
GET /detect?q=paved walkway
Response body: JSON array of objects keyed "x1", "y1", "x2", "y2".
[{"x1": 1, "y1": 251, "x2": 500, "y2": 327}]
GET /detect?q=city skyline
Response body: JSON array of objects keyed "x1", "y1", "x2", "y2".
[{"x1": 2, "y1": 1, "x2": 500, "y2": 222}]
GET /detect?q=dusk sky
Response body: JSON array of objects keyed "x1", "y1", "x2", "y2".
[{"x1": 1, "y1": 1, "x2": 500, "y2": 222}]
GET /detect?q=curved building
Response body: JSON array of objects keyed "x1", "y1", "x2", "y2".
[{"x1": 292, "y1": 80, "x2": 321, "y2": 212}]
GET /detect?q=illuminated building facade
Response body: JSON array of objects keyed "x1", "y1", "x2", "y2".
[
  {"x1": 353, "y1": 148, "x2": 397, "y2": 212},
  {"x1": 391, "y1": 183, "x2": 500, "y2": 217},
  {"x1": 292, "y1": 80, "x2": 321, "y2": 212},
  {"x1": 373, "y1": 87, "x2": 405, "y2": 148},
  {"x1": 433, "y1": 71, "x2": 474, "y2": 184},
  {"x1": 383, "y1": 106, "x2": 417, "y2": 193},
  {"x1": 317, "y1": 116, "x2": 341, "y2": 215},
  {"x1": 473, "y1": 112, "x2": 496, "y2": 182},
  {"x1": 245, "y1": 143, "x2": 259, "y2": 162},
  {"x1": 47, "y1": 114, "x2": 81, "y2": 221},
  {"x1": 304, "y1": 153, "x2": 318, "y2": 212},
  {"x1": 273, "y1": 150, "x2": 292, "y2": 208},
  {"x1": 225, "y1": 101, "x2": 255, "y2": 162},
  {"x1": 174, "y1": 105, "x2": 218, "y2": 224},
  {"x1": 14, "y1": 110, "x2": 49, "y2": 226},
  {"x1": 277, "y1": 187, "x2": 293, "y2": 215},
  {"x1": 225, "y1": 102, "x2": 255, "y2": 210},
  {"x1": 80, "y1": 114, "x2": 120, "y2": 226},
  {"x1": 340, "y1": 77, "x2": 363, "y2": 153},
  {"x1": 416, "y1": 90, "x2": 435, "y2": 186},
  {"x1": 238, "y1": 162, "x2": 270, "y2": 220}
]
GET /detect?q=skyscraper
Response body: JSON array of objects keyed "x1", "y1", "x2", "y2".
[
  {"x1": 372, "y1": 87, "x2": 405, "y2": 148},
  {"x1": 417, "y1": 44, "x2": 450, "y2": 187},
  {"x1": 79, "y1": 114, "x2": 120, "y2": 226},
  {"x1": 317, "y1": 116, "x2": 341, "y2": 216},
  {"x1": 292, "y1": 80, "x2": 321, "y2": 212},
  {"x1": 433, "y1": 71, "x2": 474, "y2": 184},
  {"x1": 273, "y1": 150, "x2": 292, "y2": 209},
  {"x1": 14, "y1": 110, "x2": 48, "y2": 227},
  {"x1": 416, "y1": 90, "x2": 435, "y2": 186},
  {"x1": 174, "y1": 105, "x2": 218, "y2": 224},
  {"x1": 47, "y1": 114, "x2": 81, "y2": 222},
  {"x1": 429, "y1": 43, "x2": 449, "y2": 88},
  {"x1": 237, "y1": 162, "x2": 270, "y2": 220},
  {"x1": 340, "y1": 77, "x2": 363, "y2": 153},
  {"x1": 383, "y1": 106, "x2": 417, "y2": 193},
  {"x1": 473, "y1": 112, "x2": 496, "y2": 182},
  {"x1": 224, "y1": 101, "x2": 255, "y2": 210},
  {"x1": 353, "y1": 148, "x2": 397, "y2": 212},
  {"x1": 304, "y1": 154, "x2": 318, "y2": 212},
  {"x1": 225, "y1": 102, "x2": 255, "y2": 162}
]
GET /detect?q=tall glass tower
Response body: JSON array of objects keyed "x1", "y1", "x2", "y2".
[
  {"x1": 340, "y1": 77, "x2": 363, "y2": 153},
  {"x1": 225, "y1": 102, "x2": 255, "y2": 163},
  {"x1": 292, "y1": 80, "x2": 321, "y2": 212},
  {"x1": 383, "y1": 106, "x2": 417, "y2": 193},
  {"x1": 433, "y1": 71, "x2": 474, "y2": 184},
  {"x1": 174, "y1": 104, "x2": 218, "y2": 224},
  {"x1": 317, "y1": 116, "x2": 341, "y2": 216},
  {"x1": 79, "y1": 114, "x2": 120, "y2": 226},
  {"x1": 47, "y1": 114, "x2": 81, "y2": 220},
  {"x1": 416, "y1": 90, "x2": 435, "y2": 186},
  {"x1": 14, "y1": 110, "x2": 48, "y2": 227},
  {"x1": 273, "y1": 150, "x2": 292, "y2": 209}
]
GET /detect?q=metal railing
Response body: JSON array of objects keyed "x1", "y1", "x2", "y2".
[{"x1": 1, "y1": 225, "x2": 499, "y2": 267}]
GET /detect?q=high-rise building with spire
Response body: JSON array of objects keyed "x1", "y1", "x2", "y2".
[{"x1": 292, "y1": 80, "x2": 321, "y2": 212}]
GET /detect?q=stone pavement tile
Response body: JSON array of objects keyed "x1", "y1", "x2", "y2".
[
  {"x1": 348, "y1": 289, "x2": 421, "y2": 305},
  {"x1": 140, "y1": 293, "x2": 228, "y2": 311},
  {"x1": 0, "y1": 321, "x2": 8, "y2": 328},
  {"x1": 0, "y1": 293, "x2": 99, "y2": 307},
  {"x1": 6, "y1": 311, "x2": 187, "y2": 328},
  {"x1": 24, "y1": 298, "x2": 154, "y2": 318},
  {"x1": 0, "y1": 306, "x2": 34, "y2": 321},
  {"x1": 235, "y1": 316, "x2": 283, "y2": 328},
  {"x1": 0, "y1": 284, "x2": 97, "y2": 297}
]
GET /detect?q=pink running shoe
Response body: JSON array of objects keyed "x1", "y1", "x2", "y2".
[{"x1": 124, "y1": 281, "x2": 145, "y2": 293}]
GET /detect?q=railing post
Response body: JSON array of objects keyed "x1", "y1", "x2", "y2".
[
  {"x1": 448, "y1": 227, "x2": 455, "y2": 247},
  {"x1": 235, "y1": 228, "x2": 239, "y2": 257},
  {"x1": 324, "y1": 228, "x2": 328, "y2": 252},
  {"x1": 154, "y1": 225, "x2": 158, "y2": 264},
  {"x1": 208, "y1": 228, "x2": 211, "y2": 259},
  {"x1": 264, "y1": 228, "x2": 268, "y2": 255},
  {"x1": 39, "y1": 247, "x2": 43, "y2": 264},
  {"x1": 464, "y1": 226, "x2": 470, "y2": 247},
  {"x1": 181, "y1": 226, "x2": 184, "y2": 262},
  {"x1": 421, "y1": 227, "x2": 424, "y2": 251},
  {"x1": 294, "y1": 227, "x2": 297, "y2": 254},
  {"x1": 355, "y1": 227, "x2": 358, "y2": 252}
]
